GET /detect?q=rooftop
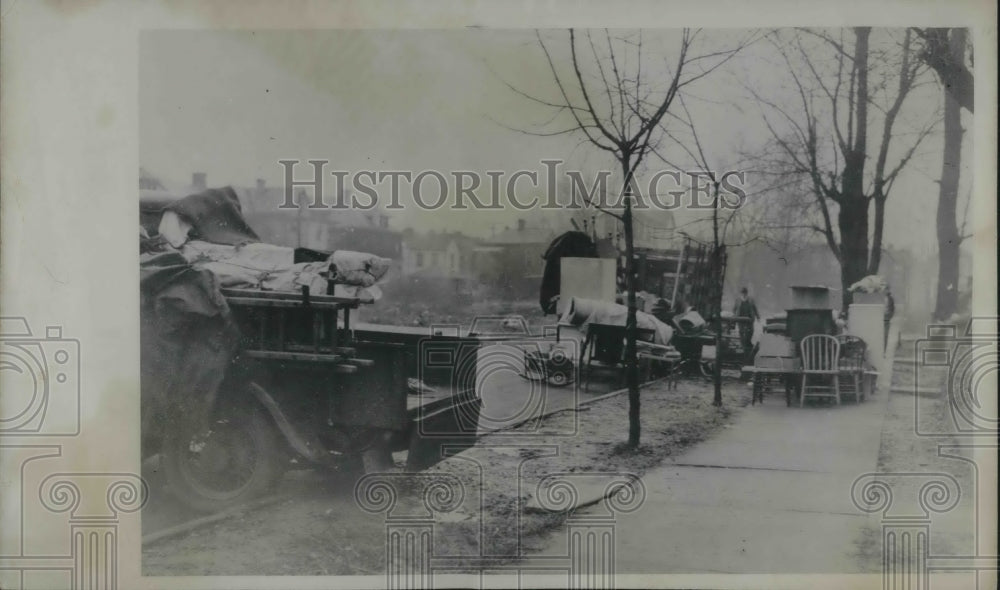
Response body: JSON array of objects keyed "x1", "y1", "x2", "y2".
[
  {"x1": 485, "y1": 221, "x2": 555, "y2": 245},
  {"x1": 404, "y1": 231, "x2": 481, "y2": 251}
]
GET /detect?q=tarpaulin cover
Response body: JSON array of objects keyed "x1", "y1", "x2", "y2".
[
  {"x1": 560, "y1": 296, "x2": 674, "y2": 345},
  {"x1": 140, "y1": 251, "x2": 241, "y2": 454},
  {"x1": 163, "y1": 186, "x2": 260, "y2": 246},
  {"x1": 539, "y1": 231, "x2": 598, "y2": 314}
]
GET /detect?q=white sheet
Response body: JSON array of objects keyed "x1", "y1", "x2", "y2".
[{"x1": 560, "y1": 297, "x2": 674, "y2": 345}]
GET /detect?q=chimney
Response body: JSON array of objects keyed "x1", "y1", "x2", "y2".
[
  {"x1": 517, "y1": 218, "x2": 526, "y2": 232},
  {"x1": 192, "y1": 172, "x2": 206, "y2": 190}
]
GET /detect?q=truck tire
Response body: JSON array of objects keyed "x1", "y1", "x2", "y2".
[{"x1": 162, "y1": 405, "x2": 286, "y2": 513}]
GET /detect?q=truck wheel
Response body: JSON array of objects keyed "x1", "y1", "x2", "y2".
[{"x1": 162, "y1": 406, "x2": 285, "y2": 513}]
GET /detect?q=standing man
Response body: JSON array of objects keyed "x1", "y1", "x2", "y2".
[
  {"x1": 733, "y1": 287, "x2": 760, "y2": 362},
  {"x1": 884, "y1": 287, "x2": 895, "y2": 351}
]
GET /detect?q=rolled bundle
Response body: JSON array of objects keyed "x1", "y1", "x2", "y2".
[
  {"x1": 328, "y1": 250, "x2": 392, "y2": 287},
  {"x1": 561, "y1": 297, "x2": 674, "y2": 345},
  {"x1": 561, "y1": 296, "x2": 608, "y2": 326},
  {"x1": 674, "y1": 310, "x2": 706, "y2": 333}
]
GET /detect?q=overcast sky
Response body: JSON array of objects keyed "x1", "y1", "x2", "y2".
[{"x1": 139, "y1": 28, "x2": 971, "y2": 252}]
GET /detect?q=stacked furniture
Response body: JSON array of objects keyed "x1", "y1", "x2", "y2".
[
  {"x1": 836, "y1": 334, "x2": 868, "y2": 403},
  {"x1": 786, "y1": 286, "x2": 837, "y2": 350}
]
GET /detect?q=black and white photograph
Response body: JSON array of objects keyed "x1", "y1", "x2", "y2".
[{"x1": 1, "y1": 2, "x2": 996, "y2": 589}]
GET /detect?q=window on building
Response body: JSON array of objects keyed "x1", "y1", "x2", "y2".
[{"x1": 416, "y1": 252, "x2": 424, "y2": 267}]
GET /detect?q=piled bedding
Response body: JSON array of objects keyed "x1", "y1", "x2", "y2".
[
  {"x1": 148, "y1": 186, "x2": 392, "y2": 301},
  {"x1": 140, "y1": 186, "x2": 394, "y2": 446},
  {"x1": 328, "y1": 250, "x2": 392, "y2": 288}
]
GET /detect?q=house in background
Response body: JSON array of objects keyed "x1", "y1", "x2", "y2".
[
  {"x1": 400, "y1": 230, "x2": 480, "y2": 279},
  {"x1": 245, "y1": 207, "x2": 401, "y2": 260},
  {"x1": 241, "y1": 179, "x2": 402, "y2": 260},
  {"x1": 138, "y1": 171, "x2": 402, "y2": 260},
  {"x1": 477, "y1": 218, "x2": 557, "y2": 297},
  {"x1": 139, "y1": 167, "x2": 167, "y2": 191},
  {"x1": 580, "y1": 208, "x2": 679, "y2": 252}
]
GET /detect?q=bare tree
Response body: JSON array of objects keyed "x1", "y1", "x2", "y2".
[
  {"x1": 652, "y1": 96, "x2": 759, "y2": 407},
  {"x1": 913, "y1": 28, "x2": 974, "y2": 113},
  {"x1": 748, "y1": 28, "x2": 937, "y2": 309},
  {"x1": 913, "y1": 28, "x2": 973, "y2": 320},
  {"x1": 510, "y1": 29, "x2": 753, "y2": 446}
]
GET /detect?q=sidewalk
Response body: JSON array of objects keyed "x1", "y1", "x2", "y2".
[{"x1": 534, "y1": 354, "x2": 897, "y2": 573}]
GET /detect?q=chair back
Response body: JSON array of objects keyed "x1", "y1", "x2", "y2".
[
  {"x1": 800, "y1": 334, "x2": 839, "y2": 371},
  {"x1": 837, "y1": 334, "x2": 867, "y2": 371}
]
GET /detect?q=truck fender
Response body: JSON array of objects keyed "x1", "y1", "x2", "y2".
[{"x1": 247, "y1": 382, "x2": 326, "y2": 463}]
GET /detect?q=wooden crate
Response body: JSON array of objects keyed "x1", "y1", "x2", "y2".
[{"x1": 222, "y1": 287, "x2": 370, "y2": 371}]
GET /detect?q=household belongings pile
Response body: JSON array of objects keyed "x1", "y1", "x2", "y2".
[
  {"x1": 539, "y1": 231, "x2": 599, "y2": 315},
  {"x1": 849, "y1": 275, "x2": 888, "y2": 294},
  {"x1": 139, "y1": 187, "x2": 392, "y2": 449},
  {"x1": 559, "y1": 296, "x2": 675, "y2": 345},
  {"x1": 141, "y1": 250, "x2": 240, "y2": 449},
  {"x1": 146, "y1": 187, "x2": 391, "y2": 302}
]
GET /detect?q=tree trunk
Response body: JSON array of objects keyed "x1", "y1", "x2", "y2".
[
  {"x1": 838, "y1": 27, "x2": 872, "y2": 311},
  {"x1": 918, "y1": 28, "x2": 974, "y2": 114},
  {"x1": 934, "y1": 28, "x2": 965, "y2": 321},
  {"x1": 711, "y1": 182, "x2": 723, "y2": 407},
  {"x1": 838, "y1": 196, "x2": 870, "y2": 310},
  {"x1": 868, "y1": 196, "x2": 886, "y2": 275},
  {"x1": 623, "y1": 164, "x2": 641, "y2": 448}
]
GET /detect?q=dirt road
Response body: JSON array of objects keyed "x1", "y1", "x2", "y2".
[
  {"x1": 141, "y1": 336, "x2": 618, "y2": 539},
  {"x1": 142, "y1": 376, "x2": 746, "y2": 575}
]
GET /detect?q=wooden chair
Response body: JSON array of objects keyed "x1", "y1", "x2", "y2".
[
  {"x1": 637, "y1": 341, "x2": 682, "y2": 389},
  {"x1": 837, "y1": 334, "x2": 867, "y2": 403},
  {"x1": 799, "y1": 334, "x2": 841, "y2": 406}
]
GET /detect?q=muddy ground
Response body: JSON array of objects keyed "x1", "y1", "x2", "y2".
[{"x1": 142, "y1": 377, "x2": 751, "y2": 575}]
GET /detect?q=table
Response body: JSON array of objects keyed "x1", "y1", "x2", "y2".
[
  {"x1": 742, "y1": 365, "x2": 880, "y2": 406},
  {"x1": 743, "y1": 365, "x2": 801, "y2": 406}
]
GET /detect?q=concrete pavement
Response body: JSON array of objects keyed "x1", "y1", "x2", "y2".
[
  {"x1": 474, "y1": 329, "x2": 616, "y2": 433},
  {"x1": 534, "y1": 376, "x2": 892, "y2": 573}
]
